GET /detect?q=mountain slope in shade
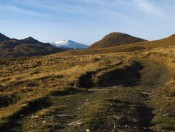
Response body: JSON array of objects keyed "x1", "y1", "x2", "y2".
[
  {"x1": 89, "y1": 32, "x2": 147, "y2": 48},
  {"x1": 52, "y1": 40, "x2": 88, "y2": 49},
  {"x1": 0, "y1": 33, "x2": 10, "y2": 42},
  {"x1": 20, "y1": 37, "x2": 40, "y2": 44},
  {"x1": 0, "y1": 33, "x2": 65, "y2": 58}
]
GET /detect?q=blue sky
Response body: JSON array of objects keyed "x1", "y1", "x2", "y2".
[{"x1": 0, "y1": 0, "x2": 175, "y2": 45}]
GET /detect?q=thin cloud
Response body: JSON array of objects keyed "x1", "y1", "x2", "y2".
[
  {"x1": 133, "y1": 0, "x2": 164, "y2": 16},
  {"x1": 0, "y1": 4, "x2": 44, "y2": 17},
  {"x1": 99, "y1": 6, "x2": 133, "y2": 23}
]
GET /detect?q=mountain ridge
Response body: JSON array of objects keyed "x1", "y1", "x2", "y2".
[
  {"x1": 0, "y1": 33, "x2": 10, "y2": 42},
  {"x1": 20, "y1": 37, "x2": 40, "y2": 44},
  {"x1": 0, "y1": 33, "x2": 65, "y2": 58}
]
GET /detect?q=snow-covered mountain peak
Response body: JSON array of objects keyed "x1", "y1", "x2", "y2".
[
  {"x1": 55, "y1": 40, "x2": 70, "y2": 44},
  {"x1": 51, "y1": 40, "x2": 88, "y2": 49}
]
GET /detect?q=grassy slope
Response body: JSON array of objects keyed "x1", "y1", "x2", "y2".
[
  {"x1": 57, "y1": 34, "x2": 175, "y2": 56},
  {"x1": 0, "y1": 36, "x2": 175, "y2": 131}
]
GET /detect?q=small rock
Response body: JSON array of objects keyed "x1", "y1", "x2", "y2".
[
  {"x1": 43, "y1": 120, "x2": 46, "y2": 124},
  {"x1": 68, "y1": 120, "x2": 83, "y2": 126},
  {"x1": 141, "y1": 91, "x2": 151, "y2": 96},
  {"x1": 86, "y1": 129, "x2": 90, "y2": 132},
  {"x1": 163, "y1": 114, "x2": 169, "y2": 117},
  {"x1": 132, "y1": 119, "x2": 138, "y2": 123},
  {"x1": 113, "y1": 124, "x2": 116, "y2": 129},
  {"x1": 56, "y1": 114, "x2": 74, "y2": 118},
  {"x1": 30, "y1": 115, "x2": 39, "y2": 119},
  {"x1": 20, "y1": 114, "x2": 24, "y2": 117},
  {"x1": 21, "y1": 103, "x2": 28, "y2": 107},
  {"x1": 113, "y1": 115, "x2": 121, "y2": 120}
]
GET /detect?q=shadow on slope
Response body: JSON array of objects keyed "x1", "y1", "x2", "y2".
[{"x1": 76, "y1": 61, "x2": 144, "y2": 88}]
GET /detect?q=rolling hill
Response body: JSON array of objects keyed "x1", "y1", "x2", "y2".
[
  {"x1": 0, "y1": 33, "x2": 65, "y2": 58},
  {"x1": 89, "y1": 32, "x2": 147, "y2": 48}
]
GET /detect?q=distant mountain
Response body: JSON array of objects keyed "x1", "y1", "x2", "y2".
[
  {"x1": 89, "y1": 32, "x2": 147, "y2": 48},
  {"x1": 0, "y1": 33, "x2": 10, "y2": 42},
  {"x1": 0, "y1": 33, "x2": 65, "y2": 58},
  {"x1": 20, "y1": 37, "x2": 40, "y2": 44},
  {"x1": 51, "y1": 40, "x2": 88, "y2": 49}
]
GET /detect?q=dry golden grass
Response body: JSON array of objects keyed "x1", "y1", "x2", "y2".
[
  {"x1": 164, "y1": 81, "x2": 175, "y2": 96},
  {"x1": 1, "y1": 37, "x2": 175, "y2": 130},
  {"x1": 0, "y1": 52, "x2": 132, "y2": 126},
  {"x1": 0, "y1": 44, "x2": 174, "y2": 122},
  {"x1": 139, "y1": 46, "x2": 175, "y2": 96}
]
